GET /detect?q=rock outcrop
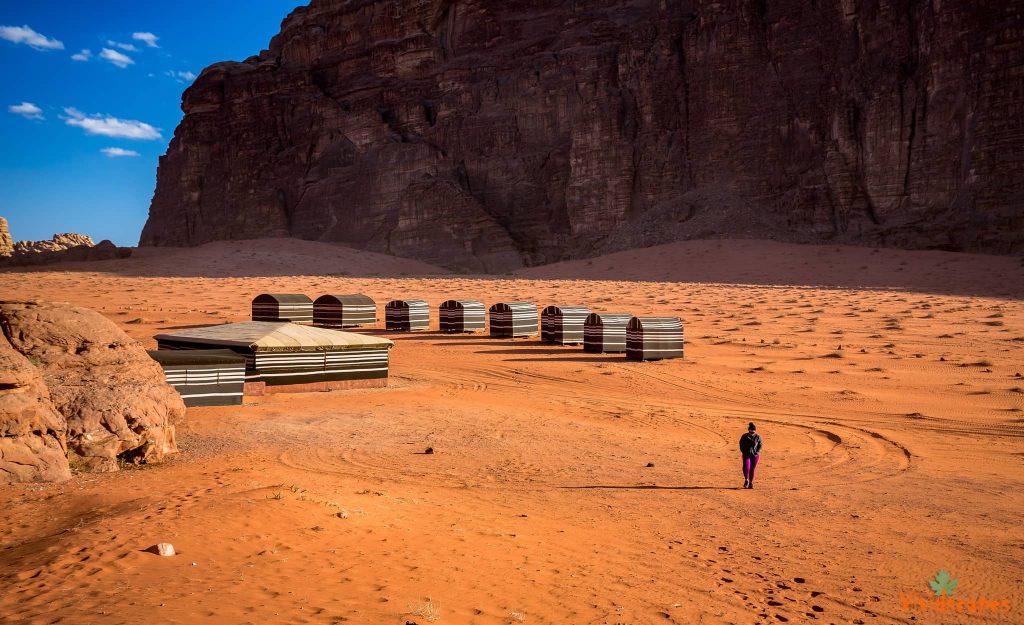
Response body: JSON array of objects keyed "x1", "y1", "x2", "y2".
[
  {"x1": 13, "y1": 233, "x2": 94, "y2": 255},
  {"x1": 5, "y1": 239, "x2": 133, "y2": 267},
  {"x1": 0, "y1": 333, "x2": 71, "y2": 484},
  {"x1": 140, "y1": 0, "x2": 1024, "y2": 269},
  {"x1": 0, "y1": 217, "x2": 13, "y2": 257},
  {"x1": 0, "y1": 301, "x2": 183, "y2": 473},
  {"x1": 0, "y1": 224, "x2": 132, "y2": 267}
]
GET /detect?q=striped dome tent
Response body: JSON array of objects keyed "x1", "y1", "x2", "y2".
[
  {"x1": 385, "y1": 299, "x2": 430, "y2": 331},
  {"x1": 148, "y1": 349, "x2": 247, "y2": 407},
  {"x1": 541, "y1": 305, "x2": 591, "y2": 345},
  {"x1": 440, "y1": 300, "x2": 486, "y2": 332},
  {"x1": 583, "y1": 312, "x2": 633, "y2": 353},
  {"x1": 252, "y1": 293, "x2": 313, "y2": 325},
  {"x1": 489, "y1": 302, "x2": 538, "y2": 338},
  {"x1": 626, "y1": 317, "x2": 684, "y2": 361},
  {"x1": 314, "y1": 294, "x2": 377, "y2": 328}
]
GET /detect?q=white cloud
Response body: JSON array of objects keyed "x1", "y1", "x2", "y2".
[
  {"x1": 0, "y1": 25, "x2": 64, "y2": 50},
  {"x1": 8, "y1": 101, "x2": 44, "y2": 120},
  {"x1": 99, "y1": 47, "x2": 134, "y2": 68},
  {"x1": 166, "y1": 70, "x2": 196, "y2": 83},
  {"x1": 63, "y1": 107, "x2": 161, "y2": 140},
  {"x1": 71, "y1": 48, "x2": 91, "y2": 61},
  {"x1": 101, "y1": 147, "x2": 140, "y2": 158},
  {"x1": 106, "y1": 40, "x2": 138, "y2": 52},
  {"x1": 131, "y1": 31, "x2": 159, "y2": 48}
]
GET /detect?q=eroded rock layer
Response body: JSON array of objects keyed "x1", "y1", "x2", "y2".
[
  {"x1": 141, "y1": 0, "x2": 1024, "y2": 269},
  {"x1": 0, "y1": 301, "x2": 183, "y2": 473},
  {"x1": 0, "y1": 334, "x2": 70, "y2": 484}
]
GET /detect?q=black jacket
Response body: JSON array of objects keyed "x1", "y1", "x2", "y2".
[{"x1": 740, "y1": 432, "x2": 763, "y2": 457}]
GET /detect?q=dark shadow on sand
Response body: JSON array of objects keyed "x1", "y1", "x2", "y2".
[
  {"x1": 502, "y1": 356, "x2": 620, "y2": 363},
  {"x1": 561, "y1": 485, "x2": 743, "y2": 491},
  {"x1": 477, "y1": 347, "x2": 590, "y2": 356}
]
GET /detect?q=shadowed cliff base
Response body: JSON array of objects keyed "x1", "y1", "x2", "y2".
[{"x1": 2, "y1": 237, "x2": 1021, "y2": 299}]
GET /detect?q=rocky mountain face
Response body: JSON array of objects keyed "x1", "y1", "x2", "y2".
[{"x1": 140, "y1": 0, "x2": 1024, "y2": 270}]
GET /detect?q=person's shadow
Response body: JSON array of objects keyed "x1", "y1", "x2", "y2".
[{"x1": 561, "y1": 485, "x2": 743, "y2": 491}]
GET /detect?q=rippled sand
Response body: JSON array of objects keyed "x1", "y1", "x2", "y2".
[{"x1": 1, "y1": 239, "x2": 1021, "y2": 624}]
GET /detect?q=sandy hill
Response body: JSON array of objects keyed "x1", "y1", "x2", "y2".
[
  {"x1": 516, "y1": 239, "x2": 1024, "y2": 298},
  {"x1": 2, "y1": 238, "x2": 449, "y2": 278}
]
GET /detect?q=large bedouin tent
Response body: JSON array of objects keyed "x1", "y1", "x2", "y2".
[
  {"x1": 148, "y1": 349, "x2": 247, "y2": 407},
  {"x1": 252, "y1": 293, "x2": 313, "y2": 324},
  {"x1": 385, "y1": 299, "x2": 430, "y2": 331},
  {"x1": 440, "y1": 300, "x2": 486, "y2": 332},
  {"x1": 489, "y1": 302, "x2": 539, "y2": 338},
  {"x1": 154, "y1": 321, "x2": 394, "y2": 392},
  {"x1": 626, "y1": 317, "x2": 684, "y2": 361},
  {"x1": 583, "y1": 312, "x2": 632, "y2": 353},
  {"x1": 541, "y1": 305, "x2": 592, "y2": 345},
  {"x1": 314, "y1": 294, "x2": 377, "y2": 327}
]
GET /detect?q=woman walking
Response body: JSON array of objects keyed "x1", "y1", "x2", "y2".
[{"x1": 739, "y1": 422, "x2": 763, "y2": 489}]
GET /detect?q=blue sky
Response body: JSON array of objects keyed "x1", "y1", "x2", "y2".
[{"x1": 0, "y1": 1, "x2": 300, "y2": 246}]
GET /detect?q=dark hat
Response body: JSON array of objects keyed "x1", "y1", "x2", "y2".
[{"x1": 748, "y1": 422, "x2": 756, "y2": 431}]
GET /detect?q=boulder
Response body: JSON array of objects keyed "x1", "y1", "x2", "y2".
[
  {"x1": 0, "y1": 333, "x2": 71, "y2": 484},
  {"x1": 0, "y1": 301, "x2": 184, "y2": 472}
]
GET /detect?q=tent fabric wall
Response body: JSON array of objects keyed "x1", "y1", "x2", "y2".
[
  {"x1": 313, "y1": 294, "x2": 377, "y2": 327},
  {"x1": 583, "y1": 312, "x2": 633, "y2": 353},
  {"x1": 489, "y1": 302, "x2": 539, "y2": 338},
  {"x1": 541, "y1": 305, "x2": 592, "y2": 344},
  {"x1": 252, "y1": 293, "x2": 313, "y2": 324},
  {"x1": 385, "y1": 299, "x2": 430, "y2": 331},
  {"x1": 440, "y1": 300, "x2": 486, "y2": 332},
  {"x1": 626, "y1": 317, "x2": 684, "y2": 361},
  {"x1": 147, "y1": 349, "x2": 247, "y2": 407}
]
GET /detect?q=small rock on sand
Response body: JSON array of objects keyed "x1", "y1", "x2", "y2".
[{"x1": 155, "y1": 543, "x2": 175, "y2": 556}]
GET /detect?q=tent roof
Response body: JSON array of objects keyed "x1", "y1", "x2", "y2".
[
  {"x1": 314, "y1": 293, "x2": 375, "y2": 305},
  {"x1": 147, "y1": 349, "x2": 247, "y2": 366},
  {"x1": 154, "y1": 321, "x2": 394, "y2": 352},
  {"x1": 252, "y1": 293, "x2": 312, "y2": 304}
]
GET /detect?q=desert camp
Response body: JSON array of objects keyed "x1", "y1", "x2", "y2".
[{"x1": 3, "y1": 1, "x2": 1022, "y2": 623}]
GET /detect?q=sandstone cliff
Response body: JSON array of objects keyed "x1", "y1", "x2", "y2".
[{"x1": 140, "y1": 0, "x2": 1024, "y2": 269}]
